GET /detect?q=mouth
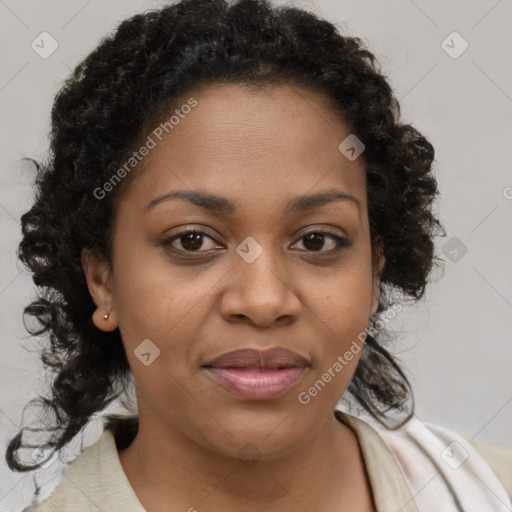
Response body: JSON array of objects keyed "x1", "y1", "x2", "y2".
[{"x1": 202, "y1": 347, "x2": 309, "y2": 401}]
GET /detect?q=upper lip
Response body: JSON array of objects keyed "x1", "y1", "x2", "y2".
[{"x1": 203, "y1": 347, "x2": 309, "y2": 369}]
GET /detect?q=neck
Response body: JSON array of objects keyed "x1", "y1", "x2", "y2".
[{"x1": 117, "y1": 410, "x2": 373, "y2": 512}]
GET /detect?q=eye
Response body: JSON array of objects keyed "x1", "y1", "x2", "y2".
[
  {"x1": 292, "y1": 230, "x2": 353, "y2": 254},
  {"x1": 162, "y1": 228, "x2": 353, "y2": 255},
  {"x1": 162, "y1": 230, "x2": 221, "y2": 253}
]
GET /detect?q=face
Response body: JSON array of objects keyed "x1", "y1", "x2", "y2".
[{"x1": 83, "y1": 82, "x2": 385, "y2": 460}]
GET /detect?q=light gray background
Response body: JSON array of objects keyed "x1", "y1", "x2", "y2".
[{"x1": 1, "y1": 0, "x2": 511, "y2": 510}]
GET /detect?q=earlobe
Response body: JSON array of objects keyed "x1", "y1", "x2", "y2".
[{"x1": 81, "y1": 248, "x2": 118, "y2": 331}]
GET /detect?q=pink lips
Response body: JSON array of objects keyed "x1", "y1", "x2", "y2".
[{"x1": 202, "y1": 347, "x2": 309, "y2": 400}]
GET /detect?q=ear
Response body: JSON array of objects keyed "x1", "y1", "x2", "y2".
[
  {"x1": 81, "y1": 248, "x2": 118, "y2": 332},
  {"x1": 370, "y1": 241, "x2": 385, "y2": 317}
]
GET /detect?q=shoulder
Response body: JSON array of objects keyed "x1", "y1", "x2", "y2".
[
  {"x1": 23, "y1": 429, "x2": 145, "y2": 512},
  {"x1": 23, "y1": 431, "x2": 108, "y2": 512},
  {"x1": 423, "y1": 420, "x2": 512, "y2": 502},
  {"x1": 346, "y1": 412, "x2": 512, "y2": 511},
  {"x1": 466, "y1": 436, "x2": 512, "y2": 500}
]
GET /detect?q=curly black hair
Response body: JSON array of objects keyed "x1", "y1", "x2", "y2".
[{"x1": 5, "y1": 0, "x2": 445, "y2": 472}]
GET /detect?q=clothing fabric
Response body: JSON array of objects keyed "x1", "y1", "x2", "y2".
[
  {"x1": 23, "y1": 411, "x2": 512, "y2": 512},
  {"x1": 341, "y1": 411, "x2": 512, "y2": 511},
  {"x1": 467, "y1": 436, "x2": 512, "y2": 499}
]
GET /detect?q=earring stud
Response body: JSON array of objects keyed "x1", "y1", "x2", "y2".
[{"x1": 103, "y1": 313, "x2": 109, "y2": 320}]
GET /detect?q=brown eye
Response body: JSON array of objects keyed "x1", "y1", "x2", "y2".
[
  {"x1": 293, "y1": 231, "x2": 353, "y2": 253},
  {"x1": 163, "y1": 230, "x2": 220, "y2": 252},
  {"x1": 302, "y1": 233, "x2": 328, "y2": 251}
]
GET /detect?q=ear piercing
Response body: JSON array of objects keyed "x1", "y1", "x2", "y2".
[{"x1": 103, "y1": 313, "x2": 109, "y2": 320}]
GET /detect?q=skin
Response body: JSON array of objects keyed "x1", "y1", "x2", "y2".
[{"x1": 82, "y1": 82, "x2": 385, "y2": 512}]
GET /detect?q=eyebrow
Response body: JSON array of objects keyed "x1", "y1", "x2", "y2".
[{"x1": 144, "y1": 188, "x2": 361, "y2": 216}]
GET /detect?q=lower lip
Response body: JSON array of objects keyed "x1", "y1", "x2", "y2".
[{"x1": 203, "y1": 367, "x2": 307, "y2": 400}]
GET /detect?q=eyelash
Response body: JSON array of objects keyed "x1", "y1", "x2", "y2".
[{"x1": 161, "y1": 228, "x2": 353, "y2": 256}]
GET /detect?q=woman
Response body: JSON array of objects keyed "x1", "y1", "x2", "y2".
[{"x1": 6, "y1": 0, "x2": 511, "y2": 510}]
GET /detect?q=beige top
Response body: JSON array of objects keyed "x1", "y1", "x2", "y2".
[{"x1": 23, "y1": 411, "x2": 512, "y2": 512}]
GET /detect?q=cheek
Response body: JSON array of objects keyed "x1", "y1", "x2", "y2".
[
  {"x1": 114, "y1": 270, "x2": 199, "y2": 351},
  {"x1": 303, "y1": 257, "x2": 373, "y2": 385},
  {"x1": 111, "y1": 243, "x2": 220, "y2": 368},
  {"x1": 298, "y1": 282, "x2": 371, "y2": 410},
  {"x1": 310, "y1": 259, "x2": 374, "y2": 338},
  {"x1": 110, "y1": 234, "x2": 179, "y2": 334}
]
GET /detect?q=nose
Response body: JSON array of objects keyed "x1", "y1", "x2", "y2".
[{"x1": 218, "y1": 239, "x2": 302, "y2": 328}]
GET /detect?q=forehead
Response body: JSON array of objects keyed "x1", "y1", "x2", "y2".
[{"x1": 122, "y1": 82, "x2": 367, "y2": 215}]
